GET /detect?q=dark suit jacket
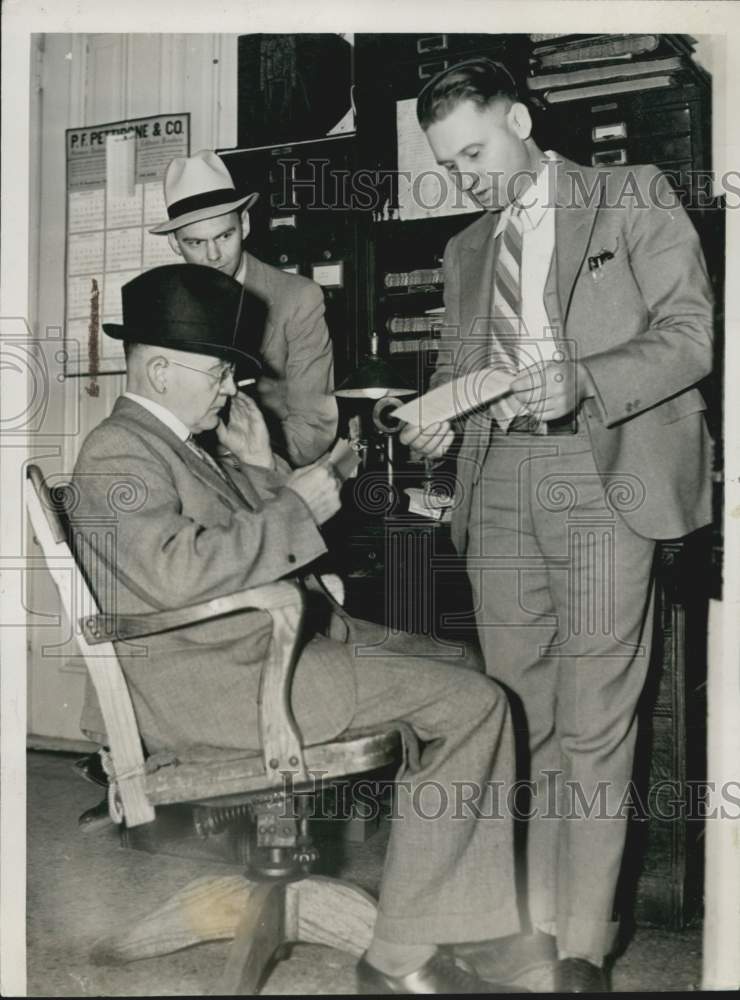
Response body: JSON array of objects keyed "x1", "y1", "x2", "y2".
[
  {"x1": 240, "y1": 251, "x2": 338, "y2": 466},
  {"x1": 72, "y1": 397, "x2": 355, "y2": 753},
  {"x1": 433, "y1": 158, "x2": 714, "y2": 549}
]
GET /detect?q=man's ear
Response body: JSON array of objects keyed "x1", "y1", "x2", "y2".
[
  {"x1": 507, "y1": 102, "x2": 533, "y2": 142},
  {"x1": 240, "y1": 209, "x2": 251, "y2": 241},
  {"x1": 147, "y1": 354, "x2": 169, "y2": 394},
  {"x1": 167, "y1": 232, "x2": 183, "y2": 258}
]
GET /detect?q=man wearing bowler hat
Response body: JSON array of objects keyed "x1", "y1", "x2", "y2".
[
  {"x1": 150, "y1": 149, "x2": 338, "y2": 467},
  {"x1": 71, "y1": 262, "x2": 525, "y2": 994}
]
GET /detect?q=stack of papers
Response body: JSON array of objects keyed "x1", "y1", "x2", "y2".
[{"x1": 405, "y1": 487, "x2": 453, "y2": 522}]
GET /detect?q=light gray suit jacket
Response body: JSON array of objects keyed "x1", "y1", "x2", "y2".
[
  {"x1": 239, "y1": 251, "x2": 338, "y2": 467},
  {"x1": 72, "y1": 396, "x2": 355, "y2": 753},
  {"x1": 433, "y1": 158, "x2": 714, "y2": 549}
]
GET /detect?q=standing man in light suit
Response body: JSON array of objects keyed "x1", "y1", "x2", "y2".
[
  {"x1": 150, "y1": 149, "x2": 338, "y2": 467},
  {"x1": 401, "y1": 58, "x2": 714, "y2": 992}
]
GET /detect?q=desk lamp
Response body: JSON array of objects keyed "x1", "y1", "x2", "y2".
[{"x1": 334, "y1": 333, "x2": 415, "y2": 489}]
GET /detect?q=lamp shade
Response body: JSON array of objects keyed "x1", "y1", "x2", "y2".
[{"x1": 334, "y1": 334, "x2": 416, "y2": 400}]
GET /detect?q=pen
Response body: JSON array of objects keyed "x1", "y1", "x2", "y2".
[{"x1": 237, "y1": 378, "x2": 256, "y2": 387}]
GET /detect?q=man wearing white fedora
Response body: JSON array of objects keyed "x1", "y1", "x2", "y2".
[{"x1": 150, "y1": 149, "x2": 338, "y2": 467}]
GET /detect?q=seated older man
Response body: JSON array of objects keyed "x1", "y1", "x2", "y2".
[{"x1": 72, "y1": 264, "x2": 521, "y2": 994}]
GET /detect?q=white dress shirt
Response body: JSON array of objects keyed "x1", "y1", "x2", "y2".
[{"x1": 123, "y1": 392, "x2": 190, "y2": 441}]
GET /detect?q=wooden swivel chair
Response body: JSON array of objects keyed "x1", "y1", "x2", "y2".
[{"x1": 25, "y1": 464, "x2": 401, "y2": 994}]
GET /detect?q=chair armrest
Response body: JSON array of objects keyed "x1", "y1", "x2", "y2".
[
  {"x1": 79, "y1": 581, "x2": 304, "y2": 644},
  {"x1": 80, "y1": 581, "x2": 310, "y2": 783}
]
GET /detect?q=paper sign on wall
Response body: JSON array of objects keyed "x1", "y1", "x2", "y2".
[{"x1": 64, "y1": 113, "x2": 190, "y2": 375}]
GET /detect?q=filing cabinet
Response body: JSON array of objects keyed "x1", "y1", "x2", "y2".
[{"x1": 533, "y1": 82, "x2": 711, "y2": 206}]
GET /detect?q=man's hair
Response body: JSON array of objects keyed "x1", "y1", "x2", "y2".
[{"x1": 416, "y1": 57, "x2": 519, "y2": 130}]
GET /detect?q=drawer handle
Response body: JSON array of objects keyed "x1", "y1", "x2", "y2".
[
  {"x1": 592, "y1": 148, "x2": 627, "y2": 166},
  {"x1": 417, "y1": 34, "x2": 448, "y2": 54},
  {"x1": 593, "y1": 122, "x2": 627, "y2": 143},
  {"x1": 418, "y1": 59, "x2": 449, "y2": 81}
]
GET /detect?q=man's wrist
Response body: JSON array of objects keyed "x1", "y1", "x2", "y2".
[{"x1": 235, "y1": 451, "x2": 275, "y2": 470}]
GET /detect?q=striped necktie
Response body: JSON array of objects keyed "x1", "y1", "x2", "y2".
[{"x1": 489, "y1": 205, "x2": 536, "y2": 429}]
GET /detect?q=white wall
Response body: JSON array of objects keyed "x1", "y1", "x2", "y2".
[{"x1": 27, "y1": 33, "x2": 238, "y2": 744}]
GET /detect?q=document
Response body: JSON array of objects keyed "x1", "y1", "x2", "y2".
[
  {"x1": 327, "y1": 438, "x2": 361, "y2": 482},
  {"x1": 391, "y1": 368, "x2": 514, "y2": 427},
  {"x1": 65, "y1": 113, "x2": 190, "y2": 373}
]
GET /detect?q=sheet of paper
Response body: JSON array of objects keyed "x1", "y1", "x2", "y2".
[
  {"x1": 106, "y1": 133, "x2": 137, "y2": 198},
  {"x1": 67, "y1": 231, "x2": 105, "y2": 275},
  {"x1": 65, "y1": 114, "x2": 190, "y2": 374},
  {"x1": 396, "y1": 98, "x2": 479, "y2": 222},
  {"x1": 105, "y1": 227, "x2": 143, "y2": 271},
  {"x1": 143, "y1": 228, "x2": 177, "y2": 268},
  {"x1": 392, "y1": 368, "x2": 515, "y2": 426},
  {"x1": 328, "y1": 438, "x2": 361, "y2": 483},
  {"x1": 67, "y1": 189, "x2": 105, "y2": 233},
  {"x1": 106, "y1": 184, "x2": 144, "y2": 229}
]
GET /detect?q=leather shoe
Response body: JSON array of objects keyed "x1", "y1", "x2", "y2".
[
  {"x1": 73, "y1": 752, "x2": 109, "y2": 788},
  {"x1": 78, "y1": 796, "x2": 113, "y2": 833},
  {"x1": 453, "y1": 930, "x2": 557, "y2": 985},
  {"x1": 356, "y1": 950, "x2": 523, "y2": 994},
  {"x1": 556, "y1": 958, "x2": 609, "y2": 992}
]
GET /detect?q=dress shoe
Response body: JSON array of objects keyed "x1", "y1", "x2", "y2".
[
  {"x1": 452, "y1": 930, "x2": 557, "y2": 990},
  {"x1": 556, "y1": 958, "x2": 609, "y2": 992},
  {"x1": 356, "y1": 950, "x2": 523, "y2": 994},
  {"x1": 78, "y1": 796, "x2": 113, "y2": 833},
  {"x1": 73, "y1": 752, "x2": 109, "y2": 788}
]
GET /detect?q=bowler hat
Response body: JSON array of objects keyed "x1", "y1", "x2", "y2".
[
  {"x1": 149, "y1": 149, "x2": 259, "y2": 235},
  {"x1": 103, "y1": 264, "x2": 263, "y2": 373}
]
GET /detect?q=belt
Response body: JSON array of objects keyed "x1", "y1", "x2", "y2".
[{"x1": 492, "y1": 412, "x2": 578, "y2": 435}]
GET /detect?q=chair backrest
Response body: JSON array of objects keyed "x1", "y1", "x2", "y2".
[{"x1": 25, "y1": 465, "x2": 155, "y2": 826}]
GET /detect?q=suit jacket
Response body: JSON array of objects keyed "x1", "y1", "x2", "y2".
[
  {"x1": 433, "y1": 158, "x2": 714, "y2": 550},
  {"x1": 239, "y1": 251, "x2": 338, "y2": 466},
  {"x1": 72, "y1": 396, "x2": 356, "y2": 753}
]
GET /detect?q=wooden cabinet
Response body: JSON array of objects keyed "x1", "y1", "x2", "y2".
[{"x1": 623, "y1": 533, "x2": 711, "y2": 928}]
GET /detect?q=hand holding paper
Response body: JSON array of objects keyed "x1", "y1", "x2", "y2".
[
  {"x1": 392, "y1": 367, "x2": 515, "y2": 427},
  {"x1": 509, "y1": 359, "x2": 593, "y2": 421},
  {"x1": 399, "y1": 421, "x2": 455, "y2": 460}
]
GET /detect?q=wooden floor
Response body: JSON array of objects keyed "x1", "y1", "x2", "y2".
[{"x1": 26, "y1": 751, "x2": 703, "y2": 995}]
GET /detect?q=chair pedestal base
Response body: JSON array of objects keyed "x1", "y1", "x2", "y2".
[{"x1": 91, "y1": 873, "x2": 377, "y2": 995}]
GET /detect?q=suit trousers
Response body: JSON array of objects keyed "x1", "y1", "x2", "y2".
[
  {"x1": 465, "y1": 423, "x2": 655, "y2": 961},
  {"x1": 291, "y1": 627, "x2": 521, "y2": 945}
]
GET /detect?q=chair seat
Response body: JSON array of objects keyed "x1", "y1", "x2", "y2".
[{"x1": 142, "y1": 727, "x2": 403, "y2": 809}]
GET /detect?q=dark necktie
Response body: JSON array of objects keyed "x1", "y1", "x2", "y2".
[{"x1": 185, "y1": 436, "x2": 227, "y2": 480}]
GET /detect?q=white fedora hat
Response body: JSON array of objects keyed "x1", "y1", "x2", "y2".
[{"x1": 149, "y1": 149, "x2": 259, "y2": 235}]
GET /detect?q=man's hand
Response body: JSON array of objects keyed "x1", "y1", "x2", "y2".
[
  {"x1": 286, "y1": 461, "x2": 341, "y2": 525},
  {"x1": 399, "y1": 420, "x2": 454, "y2": 460},
  {"x1": 216, "y1": 392, "x2": 274, "y2": 469},
  {"x1": 509, "y1": 360, "x2": 595, "y2": 422}
]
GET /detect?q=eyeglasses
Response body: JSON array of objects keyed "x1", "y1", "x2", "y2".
[{"x1": 168, "y1": 359, "x2": 236, "y2": 387}]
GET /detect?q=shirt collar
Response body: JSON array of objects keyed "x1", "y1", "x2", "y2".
[
  {"x1": 123, "y1": 391, "x2": 191, "y2": 442},
  {"x1": 234, "y1": 251, "x2": 248, "y2": 285},
  {"x1": 494, "y1": 150, "x2": 557, "y2": 236}
]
